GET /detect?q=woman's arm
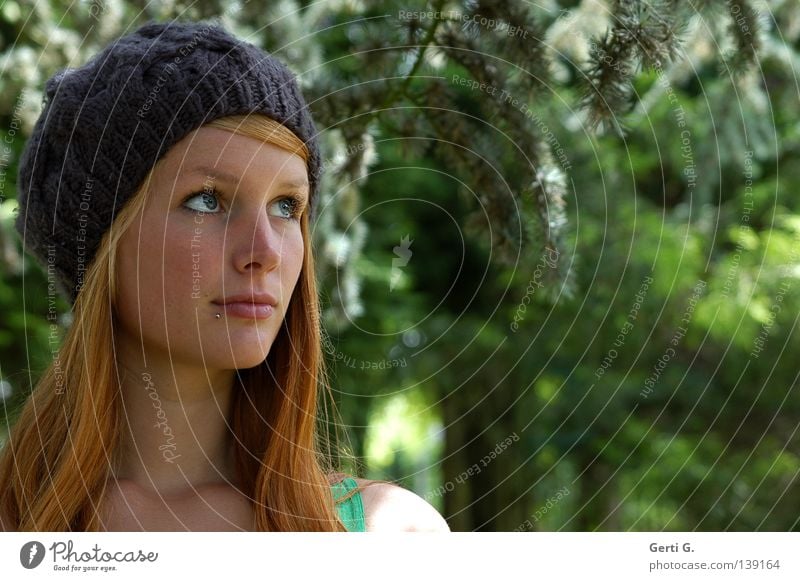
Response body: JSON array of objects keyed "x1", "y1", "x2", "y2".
[{"x1": 355, "y1": 478, "x2": 451, "y2": 532}]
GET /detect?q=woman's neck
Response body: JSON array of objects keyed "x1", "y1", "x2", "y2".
[{"x1": 112, "y1": 343, "x2": 240, "y2": 497}]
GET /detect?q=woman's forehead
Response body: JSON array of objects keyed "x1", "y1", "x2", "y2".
[{"x1": 156, "y1": 129, "x2": 309, "y2": 190}]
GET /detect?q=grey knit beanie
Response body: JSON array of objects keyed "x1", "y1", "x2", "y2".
[{"x1": 15, "y1": 19, "x2": 321, "y2": 306}]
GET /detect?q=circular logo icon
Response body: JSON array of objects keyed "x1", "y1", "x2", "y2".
[{"x1": 20, "y1": 541, "x2": 46, "y2": 569}]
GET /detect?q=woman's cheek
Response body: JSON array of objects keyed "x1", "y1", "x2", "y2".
[
  {"x1": 288, "y1": 234, "x2": 305, "y2": 284},
  {"x1": 163, "y1": 224, "x2": 216, "y2": 299}
]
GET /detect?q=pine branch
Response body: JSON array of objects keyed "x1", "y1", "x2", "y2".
[
  {"x1": 580, "y1": 0, "x2": 687, "y2": 134},
  {"x1": 723, "y1": 0, "x2": 762, "y2": 75}
]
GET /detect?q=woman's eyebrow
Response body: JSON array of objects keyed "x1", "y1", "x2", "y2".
[
  {"x1": 189, "y1": 165, "x2": 309, "y2": 192},
  {"x1": 277, "y1": 179, "x2": 310, "y2": 190},
  {"x1": 189, "y1": 166, "x2": 240, "y2": 185}
]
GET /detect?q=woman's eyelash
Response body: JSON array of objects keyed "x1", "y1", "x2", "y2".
[
  {"x1": 181, "y1": 189, "x2": 222, "y2": 214},
  {"x1": 181, "y1": 188, "x2": 305, "y2": 220}
]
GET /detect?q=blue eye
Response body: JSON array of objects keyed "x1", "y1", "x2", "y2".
[
  {"x1": 182, "y1": 190, "x2": 222, "y2": 214},
  {"x1": 270, "y1": 196, "x2": 303, "y2": 220},
  {"x1": 181, "y1": 188, "x2": 305, "y2": 220}
]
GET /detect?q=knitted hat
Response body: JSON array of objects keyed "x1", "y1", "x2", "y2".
[{"x1": 15, "y1": 19, "x2": 321, "y2": 306}]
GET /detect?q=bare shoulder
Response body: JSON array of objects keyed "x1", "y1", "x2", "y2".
[{"x1": 352, "y1": 477, "x2": 450, "y2": 532}]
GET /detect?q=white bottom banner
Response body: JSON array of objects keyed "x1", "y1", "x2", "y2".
[{"x1": 1, "y1": 532, "x2": 797, "y2": 580}]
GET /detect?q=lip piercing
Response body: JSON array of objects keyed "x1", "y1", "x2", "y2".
[{"x1": 215, "y1": 313, "x2": 222, "y2": 319}]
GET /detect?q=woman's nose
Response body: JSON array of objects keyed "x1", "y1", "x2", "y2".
[{"x1": 231, "y1": 211, "x2": 282, "y2": 274}]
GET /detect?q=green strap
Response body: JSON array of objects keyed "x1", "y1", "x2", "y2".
[{"x1": 332, "y1": 477, "x2": 366, "y2": 532}]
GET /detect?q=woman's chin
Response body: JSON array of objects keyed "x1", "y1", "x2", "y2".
[
  {"x1": 204, "y1": 350, "x2": 270, "y2": 370},
  {"x1": 186, "y1": 336, "x2": 269, "y2": 367}
]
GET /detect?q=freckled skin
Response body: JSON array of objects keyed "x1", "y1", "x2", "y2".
[{"x1": 115, "y1": 126, "x2": 308, "y2": 371}]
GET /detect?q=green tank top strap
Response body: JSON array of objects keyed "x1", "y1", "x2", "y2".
[{"x1": 331, "y1": 476, "x2": 366, "y2": 532}]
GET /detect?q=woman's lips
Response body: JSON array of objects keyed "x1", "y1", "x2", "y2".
[{"x1": 216, "y1": 302, "x2": 274, "y2": 319}]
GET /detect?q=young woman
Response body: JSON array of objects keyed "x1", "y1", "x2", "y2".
[{"x1": 0, "y1": 19, "x2": 449, "y2": 532}]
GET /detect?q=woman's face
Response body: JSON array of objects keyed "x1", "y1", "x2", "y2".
[{"x1": 115, "y1": 125, "x2": 308, "y2": 370}]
